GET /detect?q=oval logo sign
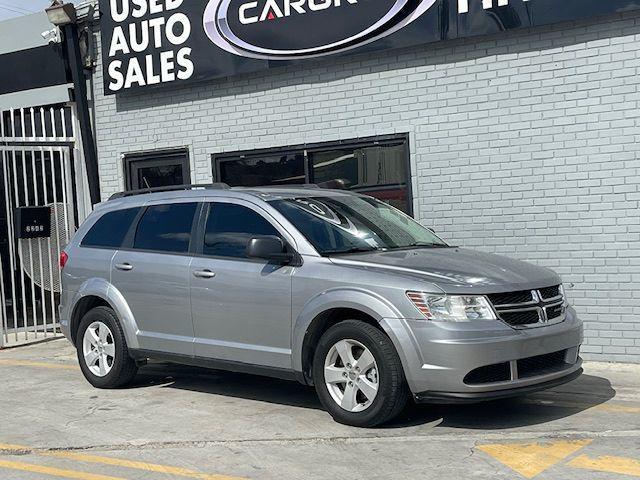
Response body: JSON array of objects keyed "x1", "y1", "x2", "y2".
[{"x1": 204, "y1": 0, "x2": 438, "y2": 59}]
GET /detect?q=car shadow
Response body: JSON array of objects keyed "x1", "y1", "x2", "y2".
[
  {"x1": 133, "y1": 361, "x2": 322, "y2": 410},
  {"x1": 132, "y1": 362, "x2": 615, "y2": 430},
  {"x1": 386, "y1": 373, "x2": 616, "y2": 429}
]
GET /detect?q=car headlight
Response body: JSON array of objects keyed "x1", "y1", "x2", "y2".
[{"x1": 406, "y1": 291, "x2": 497, "y2": 322}]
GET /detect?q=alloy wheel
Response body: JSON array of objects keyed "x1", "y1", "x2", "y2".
[
  {"x1": 324, "y1": 339, "x2": 379, "y2": 412},
  {"x1": 82, "y1": 321, "x2": 115, "y2": 377}
]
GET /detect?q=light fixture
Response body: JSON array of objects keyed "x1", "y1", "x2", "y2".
[{"x1": 45, "y1": 0, "x2": 77, "y2": 26}]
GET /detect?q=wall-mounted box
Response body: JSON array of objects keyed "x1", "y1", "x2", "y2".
[{"x1": 14, "y1": 206, "x2": 51, "y2": 239}]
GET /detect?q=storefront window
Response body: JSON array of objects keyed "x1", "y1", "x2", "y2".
[
  {"x1": 310, "y1": 142, "x2": 408, "y2": 212},
  {"x1": 218, "y1": 153, "x2": 305, "y2": 187},
  {"x1": 213, "y1": 135, "x2": 412, "y2": 214},
  {"x1": 124, "y1": 149, "x2": 191, "y2": 191}
]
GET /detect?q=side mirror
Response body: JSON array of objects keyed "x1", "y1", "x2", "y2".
[{"x1": 246, "y1": 236, "x2": 293, "y2": 264}]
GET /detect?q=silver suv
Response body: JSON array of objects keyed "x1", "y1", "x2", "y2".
[{"x1": 60, "y1": 185, "x2": 583, "y2": 427}]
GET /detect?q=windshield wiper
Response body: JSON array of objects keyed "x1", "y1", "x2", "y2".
[
  {"x1": 395, "y1": 242, "x2": 453, "y2": 249},
  {"x1": 324, "y1": 246, "x2": 382, "y2": 255}
]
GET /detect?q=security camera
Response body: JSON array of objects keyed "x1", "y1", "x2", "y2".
[{"x1": 41, "y1": 28, "x2": 61, "y2": 44}]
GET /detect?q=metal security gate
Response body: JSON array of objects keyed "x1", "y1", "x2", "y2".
[{"x1": 0, "y1": 105, "x2": 80, "y2": 347}]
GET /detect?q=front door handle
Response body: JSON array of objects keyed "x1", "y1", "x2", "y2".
[
  {"x1": 193, "y1": 269, "x2": 216, "y2": 279},
  {"x1": 115, "y1": 263, "x2": 133, "y2": 271}
]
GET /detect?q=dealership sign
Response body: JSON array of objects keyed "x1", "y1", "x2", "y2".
[
  {"x1": 100, "y1": 0, "x2": 640, "y2": 94},
  {"x1": 104, "y1": 0, "x2": 194, "y2": 91},
  {"x1": 204, "y1": 0, "x2": 438, "y2": 59}
]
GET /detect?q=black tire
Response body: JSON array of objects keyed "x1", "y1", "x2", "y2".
[
  {"x1": 313, "y1": 320, "x2": 408, "y2": 427},
  {"x1": 76, "y1": 306, "x2": 138, "y2": 389}
]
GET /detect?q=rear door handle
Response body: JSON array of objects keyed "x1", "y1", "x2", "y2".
[
  {"x1": 193, "y1": 269, "x2": 216, "y2": 279},
  {"x1": 115, "y1": 263, "x2": 133, "y2": 271}
]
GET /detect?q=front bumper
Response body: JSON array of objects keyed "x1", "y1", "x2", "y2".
[
  {"x1": 381, "y1": 306, "x2": 583, "y2": 399},
  {"x1": 414, "y1": 368, "x2": 583, "y2": 403}
]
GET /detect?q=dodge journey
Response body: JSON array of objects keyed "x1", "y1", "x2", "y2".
[{"x1": 59, "y1": 184, "x2": 583, "y2": 427}]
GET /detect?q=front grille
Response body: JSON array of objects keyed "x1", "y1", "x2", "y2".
[
  {"x1": 517, "y1": 349, "x2": 569, "y2": 378},
  {"x1": 539, "y1": 285, "x2": 561, "y2": 300},
  {"x1": 464, "y1": 348, "x2": 577, "y2": 385},
  {"x1": 488, "y1": 285, "x2": 565, "y2": 328},
  {"x1": 546, "y1": 303, "x2": 564, "y2": 320},
  {"x1": 464, "y1": 362, "x2": 511, "y2": 385},
  {"x1": 487, "y1": 290, "x2": 534, "y2": 306},
  {"x1": 500, "y1": 310, "x2": 540, "y2": 326}
]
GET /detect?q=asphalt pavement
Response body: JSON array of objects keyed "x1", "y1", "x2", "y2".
[{"x1": 0, "y1": 339, "x2": 638, "y2": 479}]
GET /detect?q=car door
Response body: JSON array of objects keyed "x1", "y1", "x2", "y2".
[
  {"x1": 111, "y1": 200, "x2": 200, "y2": 356},
  {"x1": 190, "y1": 199, "x2": 294, "y2": 369}
]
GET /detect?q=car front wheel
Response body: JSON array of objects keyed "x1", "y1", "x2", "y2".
[{"x1": 313, "y1": 320, "x2": 408, "y2": 427}]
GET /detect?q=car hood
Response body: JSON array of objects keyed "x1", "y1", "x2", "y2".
[{"x1": 328, "y1": 247, "x2": 560, "y2": 293}]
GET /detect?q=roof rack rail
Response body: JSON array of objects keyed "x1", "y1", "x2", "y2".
[{"x1": 108, "y1": 183, "x2": 230, "y2": 200}]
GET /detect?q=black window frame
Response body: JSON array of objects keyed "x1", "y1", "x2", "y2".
[
  {"x1": 193, "y1": 201, "x2": 289, "y2": 262},
  {"x1": 123, "y1": 148, "x2": 191, "y2": 191},
  {"x1": 79, "y1": 207, "x2": 143, "y2": 250},
  {"x1": 212, "y1": 134, "x2": 413, "y2": 216},
  {"x1": 120, "y1": 202, "x2": 203, "y2": 256}
]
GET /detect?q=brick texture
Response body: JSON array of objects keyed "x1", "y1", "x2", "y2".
[{"x1": 92, "y1": 11, "x2": 640, "y2": 363}]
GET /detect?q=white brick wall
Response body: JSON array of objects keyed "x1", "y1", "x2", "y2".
[{"x1": 92, "y1": 11, "x2": 640, "y2": 363}]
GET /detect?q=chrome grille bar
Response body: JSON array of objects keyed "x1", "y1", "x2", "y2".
[{"x1": 489, "y1": 285, "x2": 566, "y2": 328}]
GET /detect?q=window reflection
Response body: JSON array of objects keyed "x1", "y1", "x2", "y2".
[
  {"x1": 311, "y1": 143, "x2": 407, "y2": 212},
  {"x1": 215, "y1": 136, "x2": 410, "y2": 214},
  {"x1": 136, "y1": 165, "x2": 184, "y2": 189},
  {"x1": 219, "y1": 154, "x2": 305, "y2": 187}
]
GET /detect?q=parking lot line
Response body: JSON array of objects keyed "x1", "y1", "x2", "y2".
[
  {"x1": 568, "y1": 454, "x2": 640, "y2": 477},
  {"x1": 0, "y1": 444, "x2": 242, "y2": 480},
  {"x1": 0, "y1": 359, "x2": 78, "y2": 370},
  {"x1": 42, "y1": 451, "x2": 243, "y2": 480},
  {"x1": 0, "y1": 443, "x2": 31, "y2": 452},
  {"x1": 0, "y1": 459, "x2": 127, "y2": 480},
  {"x1": 477, "y1": 439, "x2": 592, "y2": 478},
  {"x1": 594, "y1": 404, "x2": 640, "y2": 414}
]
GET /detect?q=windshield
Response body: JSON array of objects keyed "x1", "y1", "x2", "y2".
[{"x1": 270, "y1": 195, "x2": 449, "y2": 255}]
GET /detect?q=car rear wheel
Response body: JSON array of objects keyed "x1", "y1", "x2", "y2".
[
  {"x1": 76, "y1": 306, "x2": 138, "y2": 388},
  {"x1": 313, "y1": 320, "x2": 408, "y2": 427}
]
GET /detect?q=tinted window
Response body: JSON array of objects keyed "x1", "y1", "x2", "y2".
[
  {"x1": 203, "y1": 203, "x2": 279, "y2": 258},
  {"x1": 125, "y1": 149, "x2": 190, "y2": 191},
  {"x1": 133, "y1": 203, "x2": 198, "y2": 253},
  {"x1": 135, "y1": 164, "x2": 185, "y2": 188},
  {"x1": 214, "y1": 137, "x2": 410, "y2": 214},
  {"x1": 311, "y1": 143, "x2": 409, "y2": 213},
  {"x1": 218, "y1": 153, "x2": 305, "y2": 187},
  {"x1": 81, "y1": 208, "x2": 140, "y2": 249}
]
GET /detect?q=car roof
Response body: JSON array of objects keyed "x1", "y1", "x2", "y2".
[{"x1": 95, "y1": 186, "x2": 358, "y2": 212}]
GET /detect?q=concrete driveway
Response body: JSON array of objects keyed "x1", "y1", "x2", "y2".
[{"x1": 0, "y1": 339, "x2": 639, "y2": 479}]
